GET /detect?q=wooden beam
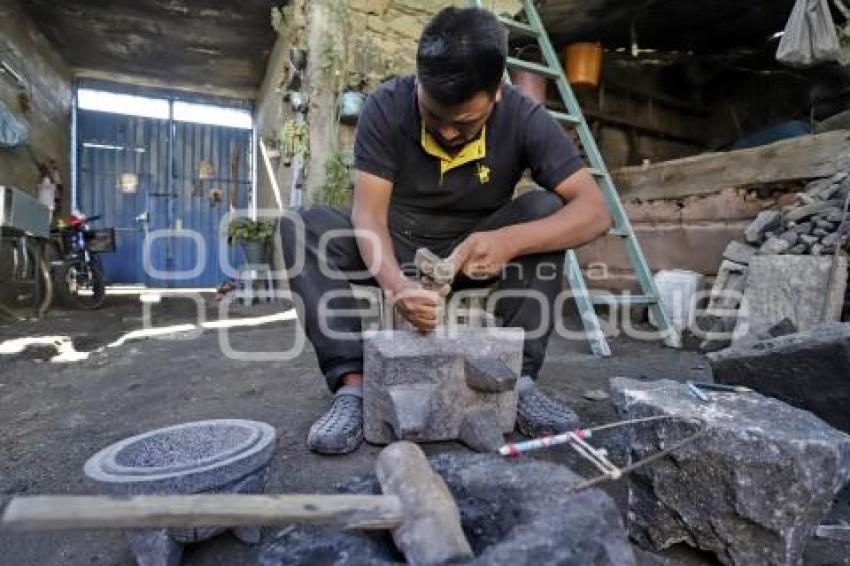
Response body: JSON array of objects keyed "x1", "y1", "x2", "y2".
[
  {"x1": 612, "y1": 131, "x2": 850, "y2": 201},
  {"x1": 2, "y1": 494, "x2": 404, "y2": 531}
]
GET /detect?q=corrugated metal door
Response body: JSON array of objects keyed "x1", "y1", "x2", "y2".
[
  {"x1": 77, "y1": 112, "x2": 168, "y2": 285},
  {"x1": 172, "y1": 122, "x2": 251, "y2": 287},
  {"x1": 77, "y1": 107, "x2": 251, "y2": 288}
]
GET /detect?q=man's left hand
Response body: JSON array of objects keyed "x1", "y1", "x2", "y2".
[{"x1": 449, "y1": 229, "x2": 516, "y2": 280}]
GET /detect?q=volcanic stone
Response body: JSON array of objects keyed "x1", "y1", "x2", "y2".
[
  {"x1": 363, "y1": 328, "x2": 522, "y2": 451},
  {"x1": 793, "y1": 221, "x2": 813, "y2": 234},
  {"x1": 732, "y1": 255, "x2": 848, "y2": 341},
  {"x1": 710, "y1": 322, "x2": 850, "y2": 433},
  {"x1": 779, "y1": 230, "x2": 799, "y2": 244},
  {"x1": 785, "y1": 200, "x2": 843, "y2": 222},
  {"x1": 261, "y1": 453, "x2": 636, "y2": 566},
  {"x1": 610, "y1": 376, "x2": 850, "y2": 566},
  {"x1": 758, "y1": 236, "x2": 791, "y2": 255},
  {"x1": 744, "y1": 211, "x2": 782, "y2": 244},
  {"x1": 721, "y1": 241, "x2": 758, "y2": 265}
]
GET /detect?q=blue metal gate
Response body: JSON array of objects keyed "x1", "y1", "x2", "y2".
[{"x1": 77, "y1": 103, "x2": 252, "y2": 287}]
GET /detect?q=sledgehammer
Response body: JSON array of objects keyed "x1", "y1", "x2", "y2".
[{"x1": 2, "y1": 442, "x2": 472, "y2": 565}]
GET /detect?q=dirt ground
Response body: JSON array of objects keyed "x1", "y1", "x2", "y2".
[{"x1": 0, "y1": 294, "x2": 846, "y2": 565}]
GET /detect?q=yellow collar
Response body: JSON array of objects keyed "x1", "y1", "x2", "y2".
[{"x1": 420, "y1": 126, "x2": 487, "y2": 178}]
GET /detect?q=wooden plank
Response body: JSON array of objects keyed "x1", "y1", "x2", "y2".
[
  {"x1": 2, "y1": 494, "x2": 404, "y2": 531},
  {"x1": 612, "y1": 131, "x2": 850, "y2": 201}
]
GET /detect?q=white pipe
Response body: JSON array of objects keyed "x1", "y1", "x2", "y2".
[{"x1": 259, "y1": 138, "x2": 284, "y2": 212}]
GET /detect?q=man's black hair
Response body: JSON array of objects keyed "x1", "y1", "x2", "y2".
[{"x1": 416, "y1": 7, "x2": 507, "y2": 106}]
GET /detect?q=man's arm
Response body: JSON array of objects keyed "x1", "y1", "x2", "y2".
[
  {"x1": 352, "y1": 171, "x2": 447, "y2": 331},
  {"x1": 351, "y1": 171, "x2": 407, "y2": 294},
  {"x1": 502, "y1": 169, "x2": 611, "y2": 256},
  {"x1": 449, "y1": 169, "x2": 611, "y2": 278}
]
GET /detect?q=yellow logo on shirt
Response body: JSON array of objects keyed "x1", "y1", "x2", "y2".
[{"x1": 477, "y1": 163, "x2": 491, "y2": 184}]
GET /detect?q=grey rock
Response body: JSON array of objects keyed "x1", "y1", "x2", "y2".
[
  {"x1": 758, "y1": 236, "x2": 791, "y2": 255},
  {"x1": 364, "y1": 328, "x2": 522, "y2": 451},
  {"x1": 787, "y1": 243, "x2": 807, "y2": 254},
  {"x1": 795, "y1": 192, "x2": 817, "y2": 205},
  {"x1": 778, "y1": 230, "x2": 799, "y2": 244},
  {"x1": 744, "y1": 211, "x2": 782, "y2": 244},
  {"x1": 823, "y1": 232, "x2": 843, "y2": 247},
  {"x1": 819, "y1": 183, "x2": 842, "y2": 201},
  {"x1": 813, "y1": 227, "x2": 830, "y2": 237},
  {"x1": 825, "y1": 207, "x2": 846, "y2": 223},
  {"x1": 814, "y1": 218, "x2": 837, "y2": 231},
  {"x1": 259, "y1": 527, "x2": 401, "y2": 566},
  {"x1": 804, "y1": 178, "x2": 835, "y2": 198},
  {"x1": 610, "y1": 376, "x2": 850, "y2": 566},
  {"x1": 127, "y1": 529, "x2": 183, "y2": 566},
  {"x1": 766, "y1": 317, "x2": 798, "y2": 338},
  {"x1": 465, "y1": 357, "x2": 517, "y2": 393},
  {"x1": 793, "y1": 221, "x2": 813, "y2": 234},
  {"x1": 263, "y1": 453, "x2": 635, "y2": 566},
  {"x1": 812, "y1": 243, "x2": 825, "y2": 255},
  {"x1": 733, "y1": 255, "x2": 848, "y2": 342},
  {"x1": 785, "y1": 200, "x2": 844, "y2": 223},
  {"x1": 721, "y1": 241, "x2": 758, "y2": 265},
  {"x1": 711, "y1": 323, "x2": 850, "y2": 433},
  {"x1": 800, "y1": 234, "x2": 818, "y2": 245}
]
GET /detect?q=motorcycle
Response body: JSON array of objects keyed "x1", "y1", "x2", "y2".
[{"x1": 48, "y1": 212, "x2": 114, "y2": 310}]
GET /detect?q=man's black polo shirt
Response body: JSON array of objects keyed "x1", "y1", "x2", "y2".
[{"x1": 353, "y1": 75, "x2": 583, "y2": 242}]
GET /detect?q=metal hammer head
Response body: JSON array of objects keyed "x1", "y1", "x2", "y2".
[
  {"x1": 375, "y1": 442, "x2": 473, "y2": 565},
  {"x1": 414, "y1": 248, "x2": 455, "y2": 288}
]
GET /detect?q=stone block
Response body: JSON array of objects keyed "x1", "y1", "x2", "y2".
[
  {"x1": 721, "y1": 240, "x2": 757, "y2": 265},
  {"x1": 611, "y1": 376, "x2": 850, "y2": 566},
  {"x1": 364, "y1": 328, "x2": 522, "y2": 452},
  {"x1": 710, "y1": 322, "x2": 850, "y2": 432},
  {"x1": 732, "y1": 255, "x2": 847, "y2": 341},
  {"x1": 744, "y1": 210, "x2": 781, "y2": 244}
]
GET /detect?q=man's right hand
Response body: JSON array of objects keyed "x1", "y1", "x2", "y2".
[{"x1": 389, "y1": 279, "x2": 450, "y2": 332}]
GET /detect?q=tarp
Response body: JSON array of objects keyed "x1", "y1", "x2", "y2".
[{"x1": 0, "y1": 99, "x2": 28, "y2": 148}]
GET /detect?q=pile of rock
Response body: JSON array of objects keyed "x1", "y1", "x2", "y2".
[
  {"x1": 734, "y1": 171, "x2": 849, "y2": 259},
  {"x1": 700, "y1": 172, "x2": 849, "y2": 351}
]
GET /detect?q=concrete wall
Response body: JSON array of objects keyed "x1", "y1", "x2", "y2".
[{"x1": 0, "y1": 0, "x2": 72, "y2": 201}]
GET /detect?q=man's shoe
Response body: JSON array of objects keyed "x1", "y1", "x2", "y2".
[
  {"x1": 307, "y1": 387, "x2": 364, "y2": 455},
  {"x1": 515, "y1": 376, "x2": 580, "y2": 437}
]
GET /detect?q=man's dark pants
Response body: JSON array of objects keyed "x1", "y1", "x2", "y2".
[{"x1": 280, "y1": 190, "x2": 565, "y2": 392}]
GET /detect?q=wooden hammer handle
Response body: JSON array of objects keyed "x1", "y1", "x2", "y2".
[{"x1": 2, "y1": 494, "x2": 403, "y2": 531}]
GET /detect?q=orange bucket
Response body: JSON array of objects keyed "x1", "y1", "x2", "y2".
[{"x1": 563, "y1": 42, "x2": 603, "y2": 87}]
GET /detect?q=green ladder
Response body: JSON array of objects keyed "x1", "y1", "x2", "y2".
[{"x1": 473, "y1": 0, "x2": 681, "y2": 355}]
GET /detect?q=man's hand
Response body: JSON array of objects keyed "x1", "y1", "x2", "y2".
[
  {"x1": 449, "y1": 229, "x2": 516, "y2": 280},
  {"x1": 390, "y1": 279, "x2": 450, "y2": 332}
]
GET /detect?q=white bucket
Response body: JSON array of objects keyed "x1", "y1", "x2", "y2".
[{"x1": 649, "y1": 270, "x2": 705, "y2": 333}]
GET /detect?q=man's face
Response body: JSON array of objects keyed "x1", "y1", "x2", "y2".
[{"x1": 417, "y1": 82, "x2": 500, "y2": 151}]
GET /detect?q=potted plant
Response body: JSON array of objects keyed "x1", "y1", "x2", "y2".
[
  {"x1": 338, "y1": 71, "x2": 367, "y2": 125},
  {"x1": 229, "y1": 218, "x2": 275, "y2": 265}
]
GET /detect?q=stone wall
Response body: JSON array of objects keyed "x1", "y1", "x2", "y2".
[
  {"x1": 0, "y1": 0, "x2": 72, "y2": 199},
  {"x1": 255, "y1": 0, "x2": 519, "y2": 211}
]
